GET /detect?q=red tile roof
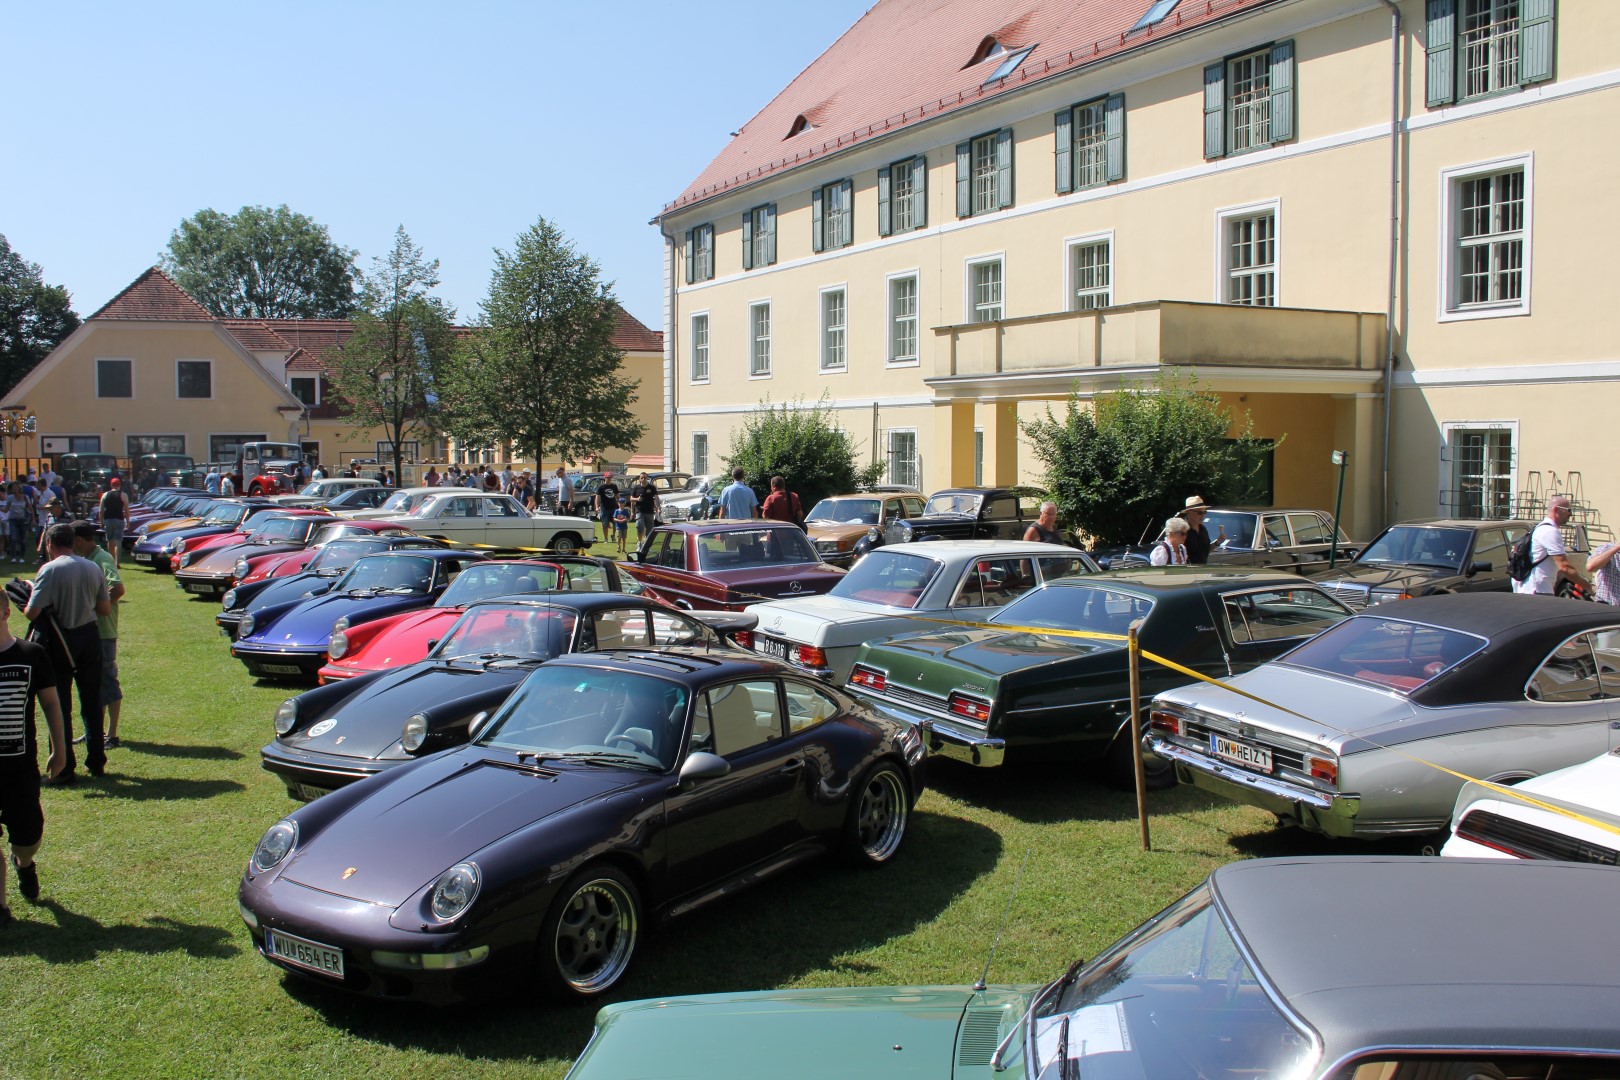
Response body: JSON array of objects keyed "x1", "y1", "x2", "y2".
[
  {"x1": 613, "y1": 308, "x2": 664, "y2": 353},
  {"x1": 220, "y1": 321, "x2": 293, "y2": 351},
  {"x1": 88, "y1": 267, "x2": 215, "y2": 321},
  {"x1": 283, "y1": 347, "x2": 326, "y2": 373},
  {"x1": 663, "y1": 0, "x2": 1276, "y2": 214}
]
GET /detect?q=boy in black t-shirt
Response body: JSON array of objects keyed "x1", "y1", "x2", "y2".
[{"x1": 0, "y1": 587, "x2": 66, "y2": 926}]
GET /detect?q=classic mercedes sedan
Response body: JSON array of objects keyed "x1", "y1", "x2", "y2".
[
  {"x1": 1149, "y1": 593, "x2": 1620, "y2": 839},
  {"x1": 743, "y1": 541, "x2": 1098, "y2": 683},
  {"x1": 371, "y1": 488, "x2": 596, "y2": 554},
  {"x1": 847, "y1": 570, "x2": 1351, "y2": 782},
  {"x1": 624, "y1": 522, "x2": 845, "y2": 611},
  {"x1": 240, "y1": 650, "x2": 924, "y2": 1003},
  {"x1": 565, "y1": 857, "x2": 1620, "y2": 1079}
]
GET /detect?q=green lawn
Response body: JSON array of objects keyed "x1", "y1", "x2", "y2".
[{"x1": 0, "y1": 554, "x2": 1361, "y2": 1077}]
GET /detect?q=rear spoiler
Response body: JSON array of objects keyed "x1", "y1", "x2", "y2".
[{"x1": 689, "y1": 610, "x2": 758, "y2": 637}]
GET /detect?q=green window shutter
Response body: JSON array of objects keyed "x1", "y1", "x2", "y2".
[
  {"x1": 995, "y1": 128, "x2": 1014, "y2": 209},
  {"x1": 1054, "y1": 108, "x2": 1074, "y2": 194},
  {"x1": 955, "y1": 140, "x2": 972, "y2": 216},
  {"x1": 684, "y1": 228, "x2": 695, "y2": 284},
  {"x1": 811, "y1": 186, "x2": 825, "y2": 253},
  {"x1": 741, "y1": 211, "x2": 754, "y2": 270},
  {"x1": 1425, "y1": 0, "x2": 1457, "y2": 107},
  {"x1": 877, "y1": 165, "x2": 893, "y2": 236},
  {"x1": 1203, "y1": 62, "x2": 1226, "y2": 159},
  {"x1": 912, "y1": 155, "x2": 928, "y2": 228},
  {"x1": 1269, "y1": 40, "x2": 1295, "y2": 144},
  {"x1": 838, "y1": 180, "x2": 853, "y2": 246},
  {"x1": 1104, "y1": 93, "x2": 1126, "y2": 182},
  {"x1": 764, "y1": 204, "x2": 777, "y2": 265},
  {"x1": 1520, "y1": 0, "x2": 1555, "y2": 85}
]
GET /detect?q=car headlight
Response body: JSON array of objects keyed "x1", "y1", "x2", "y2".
[
  {"x1": 328, "y1": 631, "x2": 349, "y2": 659},
  {"x1": 167, "y1": 538, "x2": 185, "y2": 553},
  {"x1": 332, "y1": 617, "x2": 350, "y2": 635},
  {"x1": 239, "y1": 613, "x2": 255, "y2": 637},
  {"x1": 896, "y1": 524, "x2": 913, "y2": 543},
  {"x1": 401, "y1": 713, "x2": 429, "y2": 752},
  {"x1": 251, "y1": 820, "x2": 297, "y2": 873},
  {"x1": 222, "y1": 588, "x2": 238, "y2": 609},
  {"x1": 429, "y1": 862, "x2": 480, "y2": 922},
  {"x1": 234, "y1": 558, "x2": 251, "y2": 579},
  {"x1": 274, "y1": 698, "x2": 299, "y2": 735}
]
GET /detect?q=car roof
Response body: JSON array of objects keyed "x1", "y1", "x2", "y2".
[
  {"x1": 1214, "y1": 856, "x2": 1620, "y2": 1055},
  {"x1": 541, "y1": 646, "x2": 797, "y2": 684},
  {"x1": 461, "y1": 593, "x2": 647, "y2": 614},
  {"x1": 354, "y1": 548, "x2": 475, "y2": 563},
  {"x1": 658, "y1": 521, "x2": 807, "y2": 535},
  {"x1": 1379, "y1": 517, "x2": 1534, "y2": 530},
  {"x1": 1075, "y1": 568, "x2": 1310, "y2": 592},
  {"x1": 880, "y1": 539, "x2": 1086, "y2": 557},
  {"x1": 1205, "y1": 506, "x2": 1329, "y2": 514},
  {"x1": 1371, "y1": 590, "x2": 1615, "y2": 638}
]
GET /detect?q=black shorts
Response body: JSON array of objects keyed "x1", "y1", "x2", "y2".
[{"x1": 0, "y1": 764, "x2": 44, "y2": 847}]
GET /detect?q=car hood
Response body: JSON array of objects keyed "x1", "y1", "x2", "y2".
[
  {"x1": 341, "y1": 607, "x2": 461, "y2": 672},
  {"x1": 806, "y1": 522, "x2": 872, "y2": 543},
  {"x1": 869, "y1": 627, "x2": 1120, "y2": 681},
  {"x1": 1157, "y1": 663, "x2": 1419, "y2": 752},
  {"x1": 1312, "y1": 563, "x2": 1460, "y2": 591},
  {"x1": 136, "y1": 523, "x2": 228, "y2": 547},
  {"x1": 243, "y1": 573, "x2": 334, "y2": 614},
  {"x1": 245, "y1": 590, "x2": 437, "y2": 646},
  {"x1": 282, "y1": 755, "x2": 635, "y2": 905},
  {"x1": 290, "y1": 663, "x2": 530, "y2": 760},
  {"x1": 574, "y1": 985, "x2": 1032, "y2": 1080}
]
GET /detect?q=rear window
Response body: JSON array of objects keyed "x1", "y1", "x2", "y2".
[
  {"x1": 830, "y1": 551, "x2": 942, "y2": 609},
  {"x1": 695, "y1": 528, "x2": 816, "y2": 570},
  {"x1": 1281, "y1": 615, "x2": 1486, "y2": 693},
  {"x1": 990, "y1": 585, "x2": 1152, "y2": 639}
]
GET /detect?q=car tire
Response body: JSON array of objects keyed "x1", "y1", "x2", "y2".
[
  {"x1": 1105, "y1": 725, "x2": 1176, "y2": 791},
  {"x1": 538, "y1": 864, "x2": 641, "y2": 1000},
  {"x1": 842, "y1": 762, "x2": 909, "y2": 866},
  {"x1": 550, "y1": 532, "x2": 582, "y2": 556}
]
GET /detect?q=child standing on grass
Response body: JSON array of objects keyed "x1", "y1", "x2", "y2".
[{"x1": 613, "y1": 496, "x2": 630, "y2": 555}]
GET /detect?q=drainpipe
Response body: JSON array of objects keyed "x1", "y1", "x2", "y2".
[
  {"x1": 1378, "y1": 0, "x2": 1402, "y2": 527},
  {"x1": 658, "y1": 222, "x2": 678, "y2": 472}
]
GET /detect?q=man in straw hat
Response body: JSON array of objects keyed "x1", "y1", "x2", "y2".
[{"x1": 1181, "y1": 496, "x2": 1226, "y2": 565}]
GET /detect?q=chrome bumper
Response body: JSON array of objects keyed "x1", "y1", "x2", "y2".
[
  {"x1": 1149, "y1": 737, "x2": 1361, "y2": 837},
  {"x1": 848, "y1": 688, "x2": 1005, "y2": 767}
]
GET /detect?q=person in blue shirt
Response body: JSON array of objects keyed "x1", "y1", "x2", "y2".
[{"x1": 717, "y1": 468, "x2": 759, "y2": 520}]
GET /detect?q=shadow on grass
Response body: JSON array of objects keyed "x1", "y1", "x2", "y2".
[
  {"x1": 123, "y1": 739, "x2": 245, "y2": 761},
  {"x1": 926, "y1": 757, "x2": 1228, "y2": 825},
  {"x1": 76, "y1": 773, "x2": 246, "y2": 802},
  {"x1": 0, "y1": 900, "x2": 240, "y2": 962},
  {"x1": 1226, "y1": 824, "x2": 1436, "y2": 859},
  {"x1": 285, "y1": 808, "x2": 1003, "y2": 1062}
]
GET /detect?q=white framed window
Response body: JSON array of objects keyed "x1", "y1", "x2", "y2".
[
  {"x1": 96, "y1": 358, "x2": 132, "y2": 399},
  {"x1": 1227, "y1": 49, "x2": 1272, "y2": 153},
  {"x1": 690, "y1": 312, "x2": 710, "y2": 382},
  {"x1": 1216, "y1": 201, "x2": 1279, "y2": 307},
  {"x1": 176, "y1": 359, "x2": 213, "y2": 399},
  {"x1": 1460, "y1": 0, "x2": 1523, "y2": 99},
  {"x1": 972, "y1": 133, "x2": 1000, "y2": 214},
  {"x1": 881, "y1": 156, "x2": 927, "y2": 234},
  {"x1": 1426, "y1": 0, "x2": 1554, "y2": 107},
  {"x1": 692, "y1": 432, "x2": 710, "y2": 476},
  {"x1": 813, "y1": 180, "x2": 853, "y2": 251},
  {"x1": 1440, "y1": 155, "x2": 1532, "y2": 321},
  {"x1": 1074, "y1": 99, "x2": 1108, "y2": 189},
  {"x1": 887, "y1": 272, "x2": 920, "y2": 366},
  {"x1": 1066, "y1": 234, "x2": 1113, "y2": 311},
  {"x1": 289, "y1": 375, "x2": 319, "y2": 406},
  {"x1": 742, "y1": 204, "x2": 776, "y2": 269},
  {"x1": 820, "y1": 287, "x2": 847, "y2": 371},
  {"x1": 973, "y1": 428, "x2": 984, "y2": 486},
  {"x1": 749, "y1": 301, "x2": 772, "y2": 377},
  {"x1": 1203, "y1": 42, "x2": 1293, "y2": 159},
  {"x1": 685, "y1": 224, "x2": 714, "y2": 283},
  {"x1": 957, "y1": 129, "x2": 1013, "y2": 217},
  {"x1": 967, "y1": 257, "x2": 1004, "y2": 323},
  {"x1": 886, "y1": 429, "x2": 919, "y2": 489},
  {"x1": 1439, "y1": 419, "x2": 1518, "y2": 518}
]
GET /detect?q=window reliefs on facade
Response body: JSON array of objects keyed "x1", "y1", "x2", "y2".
[
  {"x1": 1055, "y1": 94, "x2": 1124, "y2": 193},
  {"x1": 96, "y1": 358, "x2": 132, "y2": 398},
  {"x1": 289, "y1": 375, "x2": 319, "y2": 406},
  {"x1": 690, "y1": 312, "x2": 710, "y2": 382},
  {"x1": 812, "y1": 179, "x2": 854, "y2": 252},
  {"x1": 967, "y1": 257, "x2": 1004, "y2": 323},
  {"x1": 887, "y1": 273, "x2": 920, "y2": 366},
  {"x1": 878, "y1": 156, "x2": 928, "y2": 236},
  {"x1": 956, "y1": 129, "x2": 1014, "y2": 217},
  {"x1": 820, "y1": 286, "x2": 848, "y2": 371},
  {"x1": 1203, "y1": 40, "x2": 1294, "y2": 159},
  {"x1": 685, "y1": 223, "x2": 715, "y2": 283},
  {"x1": 749, "y1": 301, "x2": 772, "y2": 377},
  {"x1": 742, "y1": 204, "x2": 776, "y2": 270},
  {"x1": 887, "y1": 429, "x2": 918, "y2": 488},
  {"x1": 1217, "y1": 202, "x2": 1278, "y2": 307},
  {"x1": 1425, "y1": 0, "x2": 1554, "y2": 108},
  {"x1": 692, "y1": 432, "x2": 710, "y2": 475},
  {"x1": 1440, "y1": 155, "x2": 1531, "y2": 320},
  {"x1": 176, "y1": 359, "x2": 212, "y2": 399},
  {"x1": 1066, "y1": 235, "x2": 1113, "y2": 311}
]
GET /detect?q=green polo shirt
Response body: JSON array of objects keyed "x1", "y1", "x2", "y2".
[{"x1": 89, "y1": 546, "x2": 120, "y2": 639}]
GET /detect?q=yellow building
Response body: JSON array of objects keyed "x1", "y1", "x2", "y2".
[{"x1": 654, "y1": 0, "x2": 1616, "y2": 538}]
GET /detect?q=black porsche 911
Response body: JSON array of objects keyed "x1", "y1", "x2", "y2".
[
  {"x1": 261, "y1": 593, "x2": 750, "y2": 800},
  {"x1": 239, "y1": 649, "x2": 926, "y2": 1004}
]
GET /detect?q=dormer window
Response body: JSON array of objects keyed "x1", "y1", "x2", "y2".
[
  {"x1": 968, "y1": 37, "x2": 1035, "y2": 84},
  {"x1": 786, "y1": 115, "x2": 814, "y2": 139}
]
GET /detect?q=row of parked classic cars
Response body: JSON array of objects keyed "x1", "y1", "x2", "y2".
[{"x1": 116, "y1": 481, "x2": 1620, "y2": 1073}]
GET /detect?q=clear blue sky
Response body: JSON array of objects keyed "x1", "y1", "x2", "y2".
[{"x1": 2, "y1": 0, "x2": 877, "y2": 329}]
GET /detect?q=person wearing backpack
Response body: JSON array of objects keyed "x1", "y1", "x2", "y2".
[
  {"x1": 1512, "y1": 496, "x2": 1588, "y2": 596},
  {"x1": 98, "y1": 479, "x2": 127, "y2": 568}
]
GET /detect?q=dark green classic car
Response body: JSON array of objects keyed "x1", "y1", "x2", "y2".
[{"x1": 845, "y1": 570, "x2": 1352, "y2": 782}]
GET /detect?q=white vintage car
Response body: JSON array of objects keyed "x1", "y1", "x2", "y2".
[
  {"x1": 1441, "y1": 748, "x2": 1620, "y2": 863},
  {"x1": 742, "y1": 540, "x2": 1098, "y2": 682},
  {"x1": 364, "y1": 489, "x2": 597, "y2": 554}
]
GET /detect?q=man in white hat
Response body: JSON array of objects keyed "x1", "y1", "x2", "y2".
[{"x1": 1181, "y1": 496, "x2": 1225, "y2": 565}]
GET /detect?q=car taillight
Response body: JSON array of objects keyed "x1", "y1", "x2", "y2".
[
  {"x1": 1305, "y1": 753, "x2": 1338, "y2": 785},
  {"x1": 796, "y1": 645, "x2": 828, "y2": 669},
  {"x1": 947, "y1": 692, "x2": 992, "y2": 724},
  {"x1": 850, "y1": 665, "x2": 887, "y2": 692},
  {"x1": 734, "y1": 630, "x2": 754, "y2": 649},
  {"x1": 1149, "y1": 710, "x2": 1183, "y2": 737}
]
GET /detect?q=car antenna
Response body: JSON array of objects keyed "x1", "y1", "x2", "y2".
[{"x1": 974, "y1": 849, "x2": 1030, "y2": 992}]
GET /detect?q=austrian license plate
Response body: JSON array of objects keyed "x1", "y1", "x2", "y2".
[
  {"x1": 266, "y1": 929, "x2": 345, "y2": 978},
  {"x1": 134, "y1": 553, "x2": 152, "y2": 563},
  {"x1": 755, "y1": 634, "x2": 791, "y2": 661},
  {"x1": 185, "y1": 583, "x2": 213, "y2": 593},
  {"x1": 260, "y1": 663, "x2": 303, "y2": 675},
  {"x1": 294, "y1": 783, "x2": 333, "y2": 801},
  {"x1": 1211, "y1": 734, "x2": 1273, "y2": 773}
]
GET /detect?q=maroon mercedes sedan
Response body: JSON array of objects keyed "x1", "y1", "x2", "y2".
[{"x1": 623, "y1": 521, "x2": 845, "y2": 611}]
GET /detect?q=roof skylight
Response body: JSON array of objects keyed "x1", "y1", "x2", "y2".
[
  {"x1": 982, "y1": 44, "x2": 1035, "y2": 84},
  {"x1": 1129, "y1": 0, "x2": 1181, "y2": 32}
]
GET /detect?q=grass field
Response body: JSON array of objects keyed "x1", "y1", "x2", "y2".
[{"x1": 0, "y1": 551, "x2": 1375, "y2": 1078}]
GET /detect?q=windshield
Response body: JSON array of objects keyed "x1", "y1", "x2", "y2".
[
  {"x1": 334, "y1": 555, "x2": 436, "y2": 593},
  {"x1": 1029, "y1": 885, "x2": 1314, "y2": 1079},
  {"x1": 695, "y1": 527, "x2": 819, "y2": 571},
  {"x1": 149, "y1": 455, "x2": 191, "y2": 470},
  {"x1": 377, "y1": 490, "x2": 427, "y2": 513},
  {"x1": 1204, "y1": 511, "x2": 1258, "y2": 548},
  {"x1": 71, "y1": 455, "x2": 119, "y2": 471},
  {"x1": 1280, "y1": 615, "x2": 1486, "y2": 694},
  {"x1": 991, "y1": 585, "x2": 1153, "y2": 638},
  {"x1": 307, "y1": 539, "x2": 395, "y2": 574},
  {"x1": 297, "y1": 482, "x2": 327, "y2": 496},
  {"x1": 831, "y1": 551, "x2": 942, "y2": 609},
  {"x1": 251, "y1": 443, "x2": 303, "y2": 463},
  {"x1": 252, "y1": 517, "x2": 316, "y2": 543},
  {"x1": 1357, "y1": 525, "x2": 1472, "y2": 571},
  {"x1": 478, "y1": 665, "x2": 688, "y2": 771},
  {"x1": 204, "y1": 506, "x2": 243, "y2": 525},
  {"x1": 438, "y1": 562, "x2": 565, "y2": 606},
  {"x1": 808, "y1": 498, "x2": 879, "y2": 524},
  {"x1": 432, "y1": 603, "x2": 579, "y2": 661},
  {"x1": 924, "y1": 492, "x2": 981, "y2": 516}
]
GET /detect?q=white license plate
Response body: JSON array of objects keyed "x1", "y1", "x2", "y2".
[
  {"x1": 134, "y1": 553, "x2": 152, "y2": 563},
  {"x1": 1211, "y1": 734, "x2": 1273, "y2": 773},
  {"x1": 260, "y1": 663, "x2": 303, "y2": 675},
  {"x1": 755, "y1": 635, "x2": 791, "y2": 661},
  {"x1": 294, "y1": 783, "x2": 334, "y2": 801},
  {"x1": 266, "y1": 929, "x2": 345, "y2": 978},
  {"x1": 185, "y1": 583, "x2": 213, "y2": 593}
]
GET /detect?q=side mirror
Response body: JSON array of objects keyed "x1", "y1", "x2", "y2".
[
  {"x1": 624, "y1": 552, "x2": 640, "y2": 563},
  {"x1": 1469, "y1": 560, "x2": 1491, "y2": 576},
  {"x1": 466, "y1": 710, "x2": 493, "y2": 741},
  {"x1": 425, "y1": 638, "x2": 439, "y2": 651},
  {"x1": 678, "y1": 751, "x2": 730, "y2": 788}
]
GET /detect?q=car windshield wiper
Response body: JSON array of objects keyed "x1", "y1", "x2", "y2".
[
  {"x1": 378, "y1": 586, "x2": 422, "y2": 594},
  {"x1": 991, "y1": 958, "x2": 1086, "y2": 1073},
  {"x1": 547, "y1": 750, "x2": 656, "y2": 769}
]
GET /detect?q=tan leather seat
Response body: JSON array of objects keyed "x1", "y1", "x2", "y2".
[{"x1": 709, "y1": 685, "x2": 761, "y2": 755}]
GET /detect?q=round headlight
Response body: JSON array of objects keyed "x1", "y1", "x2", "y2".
[
  {"x1": 898, "y1": 524, "x2": 914, "y2": 543},
  {"x1": 239, "y1": 613, "x2": 255, "y2": 637},
  {"x1": 401, "y1": 713, "x2": 429, "y2": 752},
  {"x1": 429, "y1": 862, "x2": 480, "y2": 922},
  {"x1": 222, "y1": 588, "x2": 238, "y2": 609},
  {"x1": 167, "y1": 538, "x2": 184, "y2": 553},
  {"x1": 328, "y1": 631, "x2": 349, "y2": 659},
  {"x1": 273, "y1": 699, "x2": 299, "y2": 735},
  {"x1": 234, "y1": 558, "x2": 251, "y2": 579},
  {"x1": 332, "y1": 617, "x2": 350, "y2": 635},
  {"x1": 251, "y1": 820, "x2": 297, "y2": 873}
]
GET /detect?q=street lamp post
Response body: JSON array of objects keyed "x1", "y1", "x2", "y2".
[{"x1": 1329, "y1": 449, "x2": 1349, "y2": 569}]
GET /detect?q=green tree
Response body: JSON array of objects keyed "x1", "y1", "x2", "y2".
[
  {"x1": 0, "y1": 234, "x2": 79, "y2": 395},
  {"x1": 439, "y1": 216, "x2": 644, "y2": 467},
  {"x1": 161, "y1": 205, "x2": 358, "y2": 318},
  {"x1": 726, "y1": 395, "x2": 884, "y2": 512},
  {"x1": 1022, "y1": 373, "x2": 1274, "y2": 546},
  {"x1": 323, "y1": 227, "x2": 457, "y2": 483}
]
